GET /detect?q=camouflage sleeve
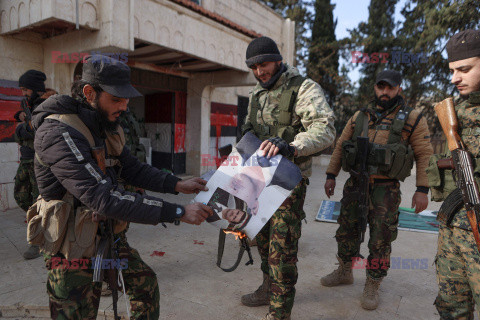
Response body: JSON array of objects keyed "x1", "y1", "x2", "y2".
[{"x1": 290, "y1": 79, "x2": 336, "y2": 157}]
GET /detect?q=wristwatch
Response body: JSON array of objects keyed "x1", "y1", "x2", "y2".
[{"x1": 174, "y1": 206, "x2": 185, "y2": 225}]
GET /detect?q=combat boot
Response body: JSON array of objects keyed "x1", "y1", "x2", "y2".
[
  {"x1": 241, "y1": 273, "x2": 270, "y2": 307},
  {"x1": 261, "y1": 312, "x2": 290, "y2": 320},
  {"x1": 360, "y1": 276, "x2": 382, "y2": 310},
  {"x1": 320, "y1": 256, "x2": 353, "y2": 287},
  {"x1": 23, "y1": 245, "x2": 40, "y2": 260}
]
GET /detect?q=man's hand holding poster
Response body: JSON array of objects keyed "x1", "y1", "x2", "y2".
[{"x1": 195, "y1": 132, "x2": 302, "y2": 239}]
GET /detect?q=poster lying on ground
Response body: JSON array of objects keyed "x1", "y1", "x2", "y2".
[
  {"x1": 316, "y1": 200, "x2": 439, "y2": 233},
  {"x1": 195, "y1": 132, "x2": 302, "y2": 239}
]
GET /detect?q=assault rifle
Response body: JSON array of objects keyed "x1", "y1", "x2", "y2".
[
  {"x1": 435, "y1": 98, "x2": 480, "y2": 252},
  {"x1": 350, "y1": 114, "x2": 370, "y2": 257},
  {"x1": 20, "y1": 98, "x2": 35, "y2": 132}
]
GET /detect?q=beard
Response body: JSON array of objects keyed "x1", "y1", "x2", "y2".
[
  {"x1": 92, "y1": 98, "x2": 120, "y2": 132},
  {"x1": 374, "y1": 93, "x2": 402, "y2": 110},
  {"x1": 254, "y1": 62, "x2": 282, "y2": 84}
]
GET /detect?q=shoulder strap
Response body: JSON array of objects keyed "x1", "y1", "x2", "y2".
[
  {"x1": 46, "y1": 114, "x2": 95, "y2": 148},
  {"x1": 277, "y1": 76, "x2": 307, "y2": 125},
  {"x1": 387, "y1": 105, "x2": 413, "y2": 144},
  {"x1": 353, "y1": 111, "x2": 369, "y2": 141}
]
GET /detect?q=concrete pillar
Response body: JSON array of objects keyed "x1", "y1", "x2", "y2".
[{"x1": 186, "y1": 70, "x2": 256, "y2": 176}]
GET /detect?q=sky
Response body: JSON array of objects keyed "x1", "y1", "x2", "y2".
[{"x1": 331, "y1": 0, "x2": 409, "y2": 83}]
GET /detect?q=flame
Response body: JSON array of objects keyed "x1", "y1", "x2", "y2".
[{"x1": 223, "y1": 229, "x2": 247, "y2": 240}]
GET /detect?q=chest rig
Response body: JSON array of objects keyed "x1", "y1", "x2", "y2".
[
  {"x1": 249, "y1": 75, "x2": 306, "y2": 144},
  {"x1": 341, "y1": 105, "x2": 415, "y2": 181},
  {"x1": 27, "y1": 114, "x2": 127, "y2": 260}
]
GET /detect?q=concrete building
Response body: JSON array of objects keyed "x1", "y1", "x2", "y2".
[{"x1": 0, "y1": 0, "x2": 295, "y2": 210}]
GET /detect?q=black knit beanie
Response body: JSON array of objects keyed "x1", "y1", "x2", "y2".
[
  {"x1": 245, "y1": 36, "x2": 283, "y2": 68},
  {"x1": 19, "y1": 70, "x2": 46, "y2": 92}
]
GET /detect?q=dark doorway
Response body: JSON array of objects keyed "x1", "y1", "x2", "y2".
[
  {"x1": 237, "y1": 96, "x2": 249, "y2": 142},
  {"x1": 145, "y1": 92, "x2": 186, "y2": 174}
]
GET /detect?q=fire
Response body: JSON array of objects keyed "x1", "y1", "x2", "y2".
[{"x1": 223, "y1": 229, "x2": 247, "y2": 240}]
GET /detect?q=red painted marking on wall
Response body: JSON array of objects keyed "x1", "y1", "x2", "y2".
[
  {"x1": 0, "y1": 121, "x2": 17, "y2": 142},
  {"x1": 210, "y1": 112, "x2": 237, "y2": 127},
  {"x1": 150, "y1": 251, "x2": 165, "y2": 257},
  {"x1": 193, "y1": 240, "x2": 204, "y2": 245},
  {"x1": 0, "y1": 87, "x2": 22, "y2": 96},
  {"x1": 174, "y1": 124, "x2": 185, "y2": 153},
  {"x1": 0, "y1": 100, "x2": 21, "y2": 121}
]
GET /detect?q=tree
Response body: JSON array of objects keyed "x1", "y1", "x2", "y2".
[
  {"x1": 258, "y1": 0, "x2": 312, "y2": 68},
  {"x1": 396, "y1": 0, "x2": 480, "y2": 134},
  {"x1": 350, "y1": 0, "x2": 399, "y2": 104},
  {"x1": 307, "y1": 0, "x2": 339, "y2": 106}
]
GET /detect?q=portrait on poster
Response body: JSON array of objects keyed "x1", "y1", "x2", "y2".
[{"x1": 195, "y1": 132, "x2": 302, "y2": 239}]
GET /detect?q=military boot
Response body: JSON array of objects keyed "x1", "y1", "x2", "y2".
[
  {"x1": 23, "y1": 245, "x2": 40, "y2": 260},
  {"x1": 261, "y1": 313, "x2": 290, "y2": 320},
  {"x1": 360, "y1": 276, "x2": 382, "y2": 310},
  {"x1": 241, "y1": 273, "x2": 270, "y2": 307},
  {"x1": 320, "y1": 256, "x2": 354, "y2": 287}
]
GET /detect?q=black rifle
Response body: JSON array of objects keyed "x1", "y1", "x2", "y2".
[
  {"x1": 20, "y1": 98, "x2": 35, "y2": 132},
  {"x1": 349, "y1": 114, "x2": 370, "y2": 258}
]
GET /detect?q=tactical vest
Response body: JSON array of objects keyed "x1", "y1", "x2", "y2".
[
  {"x1": 341, "y1": 105, "x2": 415, "y2": 181},
  {"x1": 249, "y1": 76, "x2": 306, "y2": 144},
  {"x1": 26, "y1": 114, "x2": 128, "y2": 260}
]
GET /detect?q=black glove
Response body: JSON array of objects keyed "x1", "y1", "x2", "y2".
[{"x1": 267, "y1": 137, "x2": 296, "y2": 158}]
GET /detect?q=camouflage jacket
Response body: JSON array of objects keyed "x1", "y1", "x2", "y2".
[
  {"x1": 448, "y1": 92, "x2": 480, "y2": 230},
  {"x1": 243, "y1": 64, "x2": 336, "y2": 177}
]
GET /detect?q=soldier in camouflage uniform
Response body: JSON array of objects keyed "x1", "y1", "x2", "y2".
[
  {"x1": 14, "y1": 70, "x2": 52, "y2": 259},
  {"x1": 433, "y1": 29, "x2": 480, "y2": 319},
  {"x1": 240, "y1": 36, "x2": 336, "y2": 320},
  {"x1": 321, "y1": 70, "x2": 433, "y2": 310}
]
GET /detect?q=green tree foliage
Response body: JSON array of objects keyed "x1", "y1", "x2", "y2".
[
  {"x1": 350, "y1": 0, "x2": 398, "y2": 103},
  {"x1": 307, "y1": 0, "x2": 339, "y2": 107},
  {"x1": 396, "y1": 0, "x2": 480, "y2": 135},
  {"x1": 258, "y1": 0, "x2": 312, "y2": 68}
]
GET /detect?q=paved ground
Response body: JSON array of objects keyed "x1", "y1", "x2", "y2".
[{"x1": 0, "y1": 161, "x2": 451, "y2": 319}]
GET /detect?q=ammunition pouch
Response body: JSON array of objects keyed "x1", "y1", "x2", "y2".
[
  {"x1": 427, "y1": 154, "x2": 456, "y2": 202},
  {"x1": 381, "y1": 143, "x2": 414, "y2": 181},
  {"x1": 27, "y1": 194, "x2": 128, "y2": 260},
  {"x1": 341, "y1": 140, "x2": 357, "y2": 172},
  {"x1": 341, "y1": 141, "x2": 413, "y2": 180}
]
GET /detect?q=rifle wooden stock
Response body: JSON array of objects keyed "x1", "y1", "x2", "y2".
[
  {"x1": 467, "y1": 211, "x2": 480, "y2": 250},
  {"x1": 434, "y1": 98, "x2": 462, "y2": 151}
]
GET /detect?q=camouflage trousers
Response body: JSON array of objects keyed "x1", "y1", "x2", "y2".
[
  {"x1": 45, "y1": 231, "x2": 159, "y2": 319},
  {"x1": 435, "y1": 224, "x2": 480, "y2": 320},
  {"x1": 255, "y1": 179, "x2": 307, "y2": 320},
  {"x1": 335, "y1": 177, "x2": 401, "y2": 279},
  {"x1": 14, "y1": 159, "x2": 39, "y2": 212}
]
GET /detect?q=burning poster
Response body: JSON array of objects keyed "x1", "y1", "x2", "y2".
[{"x1": 195, "y1": 132, "x2": 302, "y2": 239}]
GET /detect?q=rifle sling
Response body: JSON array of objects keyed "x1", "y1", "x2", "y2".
[{"x1": 216, "y1": 229, "x2": 246, "y2": 272}]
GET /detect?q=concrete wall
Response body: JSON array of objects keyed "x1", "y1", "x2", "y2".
[
  {"x1": 0, "y1": 0, "x2": 100, "y2": 34},
  {"x1": 0, "y1": 0, "x2": 296, "y2": 204},
  {"x1": 202, "y1": 0, "x2": 295, "y2": 65},
  {"x1": 0, "y1": 143, "x2": 20, "y2": 211}
]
